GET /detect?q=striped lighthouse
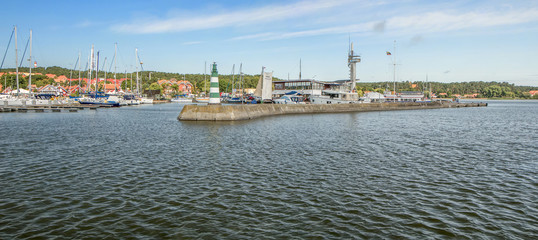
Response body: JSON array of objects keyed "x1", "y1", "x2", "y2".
[{"x1": 209, "y1": 62, "x2": 221, "y2": 105}]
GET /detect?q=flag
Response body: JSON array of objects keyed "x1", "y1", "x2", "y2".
[{"x1": 386, "y1": 51, "x2": 392, "y2": 55}]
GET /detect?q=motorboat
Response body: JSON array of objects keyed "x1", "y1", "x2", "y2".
[
  {"x1": 171, "y1": 97, "x2": 193, "y2": 103},
  {"x1": 274, "y1": 94, "x2": 305, "y2": 104}
]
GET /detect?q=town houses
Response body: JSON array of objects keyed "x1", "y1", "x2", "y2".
[
  {"x1": 0, "y1": 71, "x2": 129, "y2": 95},
  {"x1": 0, "y1": 71, "x2": 195, "y2": 98},
  {"x1": 156, "y1": 79, "x2": 193, "y2": 95}
]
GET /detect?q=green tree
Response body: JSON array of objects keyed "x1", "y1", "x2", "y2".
[
  {"x1": 171, "y1": 84, "x2": 179, "y2": 94},
  {"x1": 374, "y1": 88, "x2": 384, "y2": 94},
  {"x1": 355, "y1": 86, "x2": 364, "y2": 97},
  {"x1": 149, "y1": 83, "x2": 160, "y2": 89},
  {"x1": 482, "y1": 85, "x2": 502, "y2": 98}
]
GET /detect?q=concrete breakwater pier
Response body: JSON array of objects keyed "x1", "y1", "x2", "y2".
[{"x1": 178, "y1": 102, "x2": 487, "y2": 121}]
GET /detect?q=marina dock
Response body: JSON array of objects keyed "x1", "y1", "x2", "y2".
[
  {"x1": 0, "y1": 104, "x2": 112, "y2": 113},
  {"x1": 178, "y1": 102, "x2": 487, "y2": 121}
]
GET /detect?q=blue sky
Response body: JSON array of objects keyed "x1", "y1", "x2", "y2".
[{"x1": 1, "y1": 0, "x2": 537, "y2": 86}]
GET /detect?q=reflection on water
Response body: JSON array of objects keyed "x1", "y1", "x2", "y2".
[{"x1": 0, "y1": 101, "x2": 537, "y2": 239}]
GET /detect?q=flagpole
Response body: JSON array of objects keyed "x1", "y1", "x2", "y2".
[
  {"x1": 15, "y1": 26, "x2": 19, "y2": 96},
  {"x1": 393, "y1": 40, "x2": 396, "y2": 102},
  {"x1": 28, "y1": 29, "x2": 32, "y2": 93}
]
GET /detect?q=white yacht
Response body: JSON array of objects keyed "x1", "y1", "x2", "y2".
[
  {"x1": 140, "y1": 97, "x2": 154, "y2": 104},
  {"x1": 310, "y1": 91, "x2": 358, "y2": 104},
  {"x1": 274, "y1": 94, "x2": 305, "y2": 104},
  {"x1": 171, "y1": 97, "x2": 193, "y2": 103}
]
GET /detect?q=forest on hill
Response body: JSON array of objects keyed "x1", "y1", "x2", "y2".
[{"x1": 356, "y1": 81, "x2": 537, "y2": 99}]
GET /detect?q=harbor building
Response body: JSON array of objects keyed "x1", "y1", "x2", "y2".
[{"x1": 272, "y1": 79, "x2": 356, "y2": 100}]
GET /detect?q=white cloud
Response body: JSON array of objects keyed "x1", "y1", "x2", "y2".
[
  {"x1": 257, "y1": 23, "x2": 373, "y2": 41},
  {"x1": 387, "y1": 9, "x2": 538, "y2": 33},
  {"x1": 182, "y1": 41, "x2": 203, "y2": 45},
  {"x1": 229, "y1": 22, "x2": 376, "y2": 41},
  {"x1": 112, "y1": 0, "x2": 357, "y2": 34},
  {"x1": 230, "y1": 8, "x2": 538, "y2": 41},
  {"x1": 230, "y1": 32, "x2": 275, "y2": 41}
]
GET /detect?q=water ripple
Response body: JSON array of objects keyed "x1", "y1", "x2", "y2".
[{"x1": 0, "y1": 101, "x2": 537, "y2": 239}]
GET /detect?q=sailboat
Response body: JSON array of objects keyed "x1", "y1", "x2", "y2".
[
  {"x1": 139, "y1": 97, "x2": 154, "y2": 104},
  {"x1": 134, "y1": 48, "x2": 153, "y2": 104},
  {"x1": 77, "y1": 47, "x2": 120, "y2": 107},
  {"x1": 1, "y1": 27, "x2": 60, "y2": 106},
  {"x1": 253, "y1": 66, "x2": 273, "y2": 103},
  {"x1": 194, "y1": 96, "x2": 209, "y2": 103}
]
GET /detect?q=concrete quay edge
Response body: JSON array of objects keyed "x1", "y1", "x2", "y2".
[{"x1": 177, "y1": 102, "x2": 487, "y2": 121}]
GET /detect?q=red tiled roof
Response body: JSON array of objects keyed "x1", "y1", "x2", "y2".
[{"x1": 103, "y1": 83, "x2": 121, "y2": 91}]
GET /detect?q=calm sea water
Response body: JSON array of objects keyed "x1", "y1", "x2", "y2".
[{"x1": 1, "y1": 100, "x2": 537, "y2": 239}]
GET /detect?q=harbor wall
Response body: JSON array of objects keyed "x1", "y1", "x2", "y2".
[{"x1": 177, "y1": 102, "x2": 487, "y2": 121}]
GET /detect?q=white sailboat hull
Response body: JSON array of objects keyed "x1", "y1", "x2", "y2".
[
  {"x1": 171, "y1": 98, "x2": 193, "y2": 103},
  {"x1": 194, "y1": 98, "x2": 209, "y2": 103},
  {"x1": 140, "y1": 97, "x2": 154, "y2": 104},
  {"x1": 2, "y1": 98, "x2": 72, "y2": 106}
]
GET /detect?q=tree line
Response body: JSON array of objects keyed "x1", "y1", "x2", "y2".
[{"x1": 356, "y1": 81, "x2": 537, "y2": 99}]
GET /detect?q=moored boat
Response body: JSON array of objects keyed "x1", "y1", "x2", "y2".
[
  {"x1": 140, "y1": 97, "x2": 154, "y2": 104},
  {"x1": 78, "y1": 98, "x2": 120, "y2": 107},
  {"x1": 194, "y1": 97, "x2": 209, "y2": 103},
  {"x1": 171, "y1": 97, "x2": 193, "y2": 103},
  {"x1": 274, "y1": 94, "x2": 305, "y2": 104}
]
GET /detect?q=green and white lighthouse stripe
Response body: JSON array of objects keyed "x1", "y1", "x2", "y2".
[{"x1": 209, "y1": 62, "x2": 221, "y2": 105}]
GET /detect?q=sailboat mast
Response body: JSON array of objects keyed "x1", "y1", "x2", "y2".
[
  {"x1": 125, "y1": 70, "x2": 127, "y2": 92},
  {"x1": 69, "y1": 58, "x2": 73, "y2": 89},
  {"x1": 28, "y1": 29, "x2": 32, "y2": 92},
  {"x1": 15, "y1": 26, "x2": 19, "y2": 96},
  {"x1": 239, "y1": 63, "x2": 243, "y2": 104},
  {"x1": 103, "y1": 57, "x2": 107, "y2": 93},
  {"x1": 232, "y1": 64, "x2": 235, "y2": 94},
  {"x1": 88, "y1": 45, "x2": 94, "y2": 93},
  {"x1": 114, "y1": 43, "x2": 117, "y2": 92},
  {"x1": 70, "y1": 52, "x2": 79, "y2": 90},
  {"x1": 95, "y1": 51, "x2": 99, "y2": 97},
  {"x1": 426, "y1": 74, "x2": 428, "y2": 99},
  {"x1": 130, "y1": 70, "x2": 133, "y2": 93},
  {"x1": 86, "y1": 55, "x2": 89, "y2": 93},
  {"x1": 393, "y1": 40, "x2": 396, "y2": 102},
  {"x1": 428, "y1": 76, "x2": 432, "y2": 100},
  {"x1": 78, "y1": 51, "x2": 81, "y2": 90},
  {"x1": 350, "y1": 42, "x2": 355, "y2": 92},
  {"x1": 135, "y1": 48, "x2": 139, "y2": 95},
  {"x1": 204, "y1": 61, "x2": 207, "y2": 95}
]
